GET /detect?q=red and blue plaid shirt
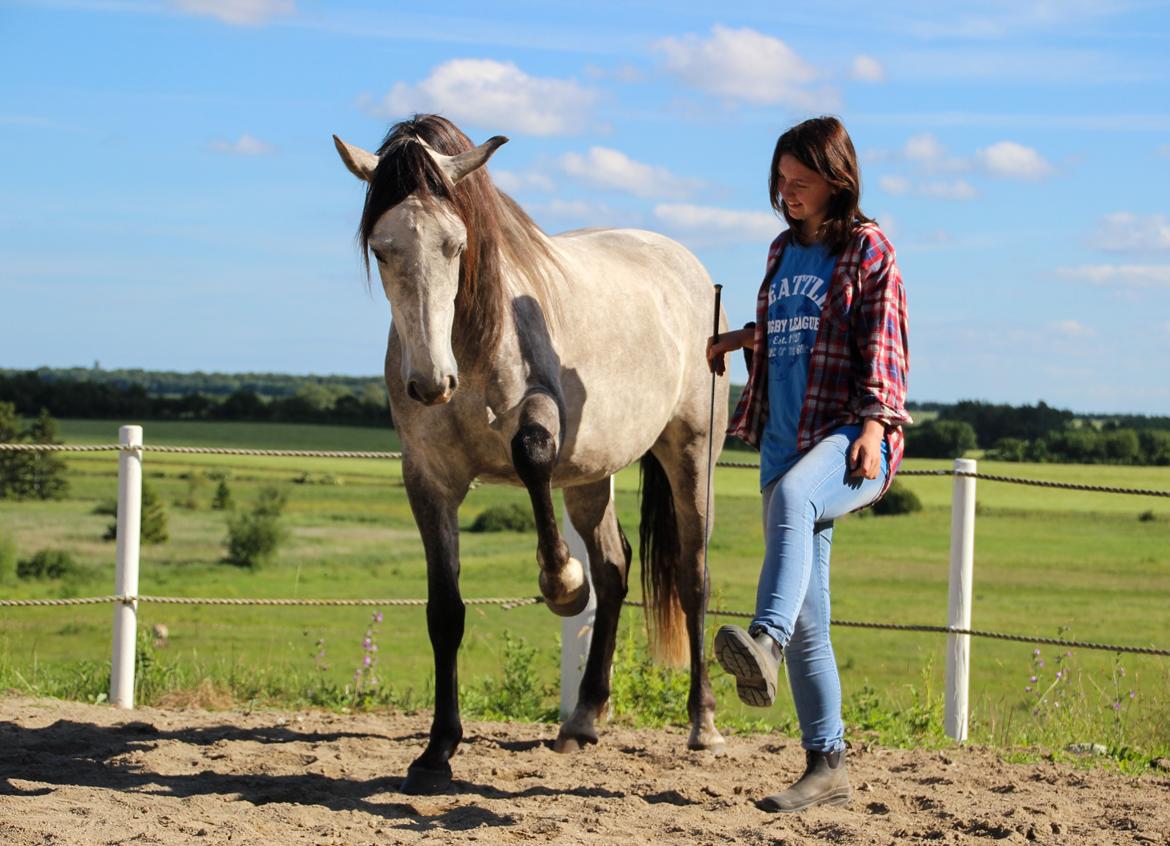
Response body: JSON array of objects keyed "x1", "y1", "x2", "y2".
[{"x1": 728, "y1": 222, "x2": 911, "y2": 498}]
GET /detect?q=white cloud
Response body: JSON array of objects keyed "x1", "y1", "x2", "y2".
[
  {"x1": 654, "y1": 26, "x2": 832, "y2": 109},
  {"x1": 901, "y1": 133, "x2": 971, "y2": 173},
  {"x1": 977, "y1": 141, "x2": 1053, "y2": 180},
  {"x1": 851, "y1": 55, "x2": 886, "y2": 83},
  {"x1": 528, "y1": 199, "x2": 640, "y2": 229},
  {"x1": 210, "y1": 134, "x2": 276, "y2": 155},
  {"x1": 919, "y1": 179, "x2": 977, "y2": 200},
  {"x1": 879, "y1": 175, "x2": 910, "y2": 196},
  {"x1": 1092, "y1": 212, "x2": 1170, "y2": 253},
  {"x1": 172, "y1": 0, "x2": 295, "y2": 26},
  {"x1": 1048, "y1": 319, "x2": 1096, "y2": 339},
  {"x1": 904, "y1": 133, "x2": 945, "y2": 163},
  {"x1": 653, "y1": 203, "x2": 779, "y2": 244},
  {"x1": 559, "y1": 147, "x2": 702, "y2": 200},
  {"x1": 492, "y1": 169, "x2": 555, "y2": 194},
  {"x1": 1058, "y1": 265, "x2": 1170, "y2": 288},
  {"x1": 585, "y1": 63, "x2": 645, "y2": 84},
  {"x1": 369, "y1": 59, "x2": 598, "y2": 136}
]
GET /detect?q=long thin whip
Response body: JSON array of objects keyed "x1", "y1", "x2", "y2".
[{"x1": 702, "y1": 284, "x2": 723, "y2": 584}]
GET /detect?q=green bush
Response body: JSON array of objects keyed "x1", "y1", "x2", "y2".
[
  {"x1": 469, "y1": 503, "x2": 535, "y2": 533},
  {"x1": 211, "y1": 479, "x2": 234, "y2": 511},
  {"x1": 103, "y1": 483, "x2": 169, "y2": 544},
  {"x1": 871, "y1": 480, "x2": 923, "y2": 516},
  {"x1": 17, "y1": 549, "x2": 78, "y2": 580},
  {"x1": 224, "y1": 486, "x2": 289, "y2": 568}
]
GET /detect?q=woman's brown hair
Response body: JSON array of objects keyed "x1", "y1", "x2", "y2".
[{"x1": 769, "y1": 116, "x2": 874, "y2": 255}]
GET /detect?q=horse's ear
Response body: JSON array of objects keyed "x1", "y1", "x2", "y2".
[
  {"x1": 333, "y1": 135, "x2": 379, "y2": 182},
  {"x1": 429, "y1": 135, "x2": 509, "y2": 186}
]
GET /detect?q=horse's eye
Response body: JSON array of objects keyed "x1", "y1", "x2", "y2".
[{"x1": 442, "y1": 239, "x2": 465, "y2": 258}]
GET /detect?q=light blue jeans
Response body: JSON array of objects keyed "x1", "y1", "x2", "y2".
[{"x1": 751, "y1": 425, "x2": 889, "y2": 753}]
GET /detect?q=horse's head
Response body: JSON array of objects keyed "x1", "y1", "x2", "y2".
[{"x1": 334, "y1": 124, "x2": 507, "y2": 406}]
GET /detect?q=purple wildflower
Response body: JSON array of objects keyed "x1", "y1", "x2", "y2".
[
  {"x1": 1030, "y1": 675, "x2": 1037, "y2": 683},
  {"x1": 1033, "y1": 648, "x2": 1041, "y2": 657},
  {"x1": 363, "y1": 654, "x2": 372, "y2": 667},
  {"x1": 374, "y1": 611, "x2": 384, "y2": 624},
  {"x1": 362, "y1": 637, "x2": 373, "y2": 650}
]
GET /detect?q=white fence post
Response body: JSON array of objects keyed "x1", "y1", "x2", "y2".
[
  {"x1": 559, "y1": 480, "x2": 608, "y2": 720},
  {"x1": 110, "y1": 425, "x2": 143, "y2": 709},
  {"x1": 945, "y1": 457, "x2": 977, "y2": 741}
]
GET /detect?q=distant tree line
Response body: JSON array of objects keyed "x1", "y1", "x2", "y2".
[
  {"x1": 904, "y1": 400, "x2": 1170, "y2": 465},
  {"x1": 0, "y1": 370, "x2": 391, "y2": 426}
]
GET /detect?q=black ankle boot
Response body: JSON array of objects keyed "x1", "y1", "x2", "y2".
[{"x1": 759, "y1": 747, "x2": 852, "y2": 812}]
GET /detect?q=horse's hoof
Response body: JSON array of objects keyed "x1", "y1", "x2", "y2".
[
  {"x1": 540, "y1": 558, "x2": 590, "y2": 617},
  {"x1": 688, "y1": 726, "x2": 727, "y2": 754},
  {"x1": 553, "y1": 730, "x2": 598, "y2": 754},
  {"x1": 401, "y1": 762, "x2": 453, "y2": 795}
]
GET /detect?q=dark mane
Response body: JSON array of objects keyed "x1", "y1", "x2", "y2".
[{"x1": 358, "y1": 113, "x2": 558, "y2": 364}]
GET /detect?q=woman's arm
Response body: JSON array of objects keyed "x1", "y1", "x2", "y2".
[{"x1": 706, "y1": 326, "x2": 756, "y2": 375}]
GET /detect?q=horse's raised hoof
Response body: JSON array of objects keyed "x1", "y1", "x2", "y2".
[
  {"x1": 539, "y1": 557, "x2": 590, "y2": 617},
  {"x1": 553, "y1": 729, "x2": 598, "y2": 754},
  {"x1": 401, "y1": 762, "x2": 453, "y2": 795}
]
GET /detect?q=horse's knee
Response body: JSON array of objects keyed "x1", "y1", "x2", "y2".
[{"x1": 511, "y1": 423, "x2": 556, "y2": 484}]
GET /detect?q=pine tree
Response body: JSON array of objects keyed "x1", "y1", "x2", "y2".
[{"x1": 24, "y1": 409, "x2": 69, "y2": 500}]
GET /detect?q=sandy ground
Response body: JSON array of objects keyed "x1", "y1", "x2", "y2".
[{"x1": 1, "y1": 696, "x2": 1167, "y2": 845}]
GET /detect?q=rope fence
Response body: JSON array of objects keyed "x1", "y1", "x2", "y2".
[
  {"x1": 3, "y1": 441, "x2": 1168, "y2": 497},
  {"x1": 2, "y1": 433, "x2": 1168, "y2": 730},
  {"x1": 2, "y1": 594, "x2": 1166, "y2": 657}
]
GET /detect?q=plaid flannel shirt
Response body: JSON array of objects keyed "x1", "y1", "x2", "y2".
[{"x1": 728, "y1": 222, "x2": 911, "y2": 499}]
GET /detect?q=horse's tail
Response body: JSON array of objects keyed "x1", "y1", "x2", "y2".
[{"x1": 638, "y1": 451, "x2": 689, "y2": 667}]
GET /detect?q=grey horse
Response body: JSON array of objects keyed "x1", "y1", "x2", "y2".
[{"x1": 333, "y1": 114, "x2": 729, "y2": 794}]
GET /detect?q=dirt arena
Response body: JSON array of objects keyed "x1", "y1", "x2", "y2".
[{"x1": 1, "y1": 697, "x2": 1166, "y2": 845}]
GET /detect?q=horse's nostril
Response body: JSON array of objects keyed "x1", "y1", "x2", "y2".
[
  {"x1": 407, "y1": 381, "x2": 422, "y2": 403},
  {"x1": 447, "y1": 374, "x2": 458, "y2": 394}
]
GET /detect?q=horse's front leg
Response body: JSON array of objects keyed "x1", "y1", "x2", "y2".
[
  {"x1": 511, "y1": 392, "x2": 590, "y2": 617},
  {"x1": 401, "y1": 460, "x2": 470, "y2": 795}
]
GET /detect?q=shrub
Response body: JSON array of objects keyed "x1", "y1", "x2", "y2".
[
  {"x1": 17, "y1": 549, "x2": 78, "y2": 580},
  {"x1": 103, "y1": 483, "x2": 168, "y2": 544},
  {"x1": 211, "y1": 479, "x2": 233, "y2": 511},
  {"x1": 1139, "y1": 510, "x2": 1156, "y2": 523},
  {"x1": 871, "y1": 480, "x2": 923, "y2": 516},
  {"x1": 469, "y1": 503, "x2": 535, "y2": 533},
  {"x1": 224, "y1": 486, "x2": 288, "y2": 568}
]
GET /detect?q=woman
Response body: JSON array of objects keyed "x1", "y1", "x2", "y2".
[{"x1": 707, "y1": 116, "x2": 910, "y2": 813}]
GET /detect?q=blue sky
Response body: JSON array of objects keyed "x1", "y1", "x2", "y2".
[{"x1": 2, "y1": 0, "x2": 1169, "y2": 413}]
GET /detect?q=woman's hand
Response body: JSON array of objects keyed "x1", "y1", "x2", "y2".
[
  {"x1": 706, "y1": 327, "x2": 755, "y2": 375},
  {"x1": 848, "y1": 419, "x2": 886, "y2": 479}
]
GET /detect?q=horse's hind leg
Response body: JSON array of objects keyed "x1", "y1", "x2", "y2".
[
  {"x1": 555, "y1": 478, "x2": 630, "y2": 752},
  {"x1": 511, "y1": 392, "x2": 590, "y2": 617},
  {"x1": 654, "y1": 436, "x2": 725, "y2": 752},
  {"x1": 400, "y1": 459, "x2": 470, "y2": 795}
]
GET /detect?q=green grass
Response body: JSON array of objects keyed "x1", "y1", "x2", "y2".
[{"x1": 2, "y1": 419, "x2": 1168, "y2": 770}]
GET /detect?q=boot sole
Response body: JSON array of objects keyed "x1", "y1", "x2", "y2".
[
  {"x1": 713, "y1": 627, "x2": 776, "y2": 708},
  {"x1": 760, "y1": 786, "x2": 853, "y2": 813}
]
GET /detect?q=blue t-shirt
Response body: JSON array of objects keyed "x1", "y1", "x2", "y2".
[{"x1": 759, "y1": 239, "x2": 839, "y2": 488}]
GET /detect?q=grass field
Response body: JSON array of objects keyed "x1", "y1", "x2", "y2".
[{"x1": 2, "y1": 419, "x2": 1168, "y2": 766}]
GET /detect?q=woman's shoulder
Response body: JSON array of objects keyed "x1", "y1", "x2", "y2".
[{"x1": 849, "y1": 220, "x2": 896, "y2": 263}]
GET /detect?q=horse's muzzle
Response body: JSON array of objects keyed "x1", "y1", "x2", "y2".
[{"x1": 407, "y1": 374, "x2": 458, "y2": 406}]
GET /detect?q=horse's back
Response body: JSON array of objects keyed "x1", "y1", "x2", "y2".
[{"x1": 534, "y1": 226, "x2": 725, "y2": 478}]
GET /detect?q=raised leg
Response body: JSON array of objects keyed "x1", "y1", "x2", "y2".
[
  {"x1": 511, "y1": 392, "x2": 589, "y2": 617},
  {"x1": 555, "y1": 478, "x2": 631, "y2": 752},
  {"x1": 400, "y1": 458, "x2": 470, "y2": 795},
  {"x1": 652, "y1": 435, "x2": 725, "y2": 752}
]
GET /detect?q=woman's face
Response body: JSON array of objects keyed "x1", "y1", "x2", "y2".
[{"x1": 776, "y1": 154, "x2": 833, "y2": 235}]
